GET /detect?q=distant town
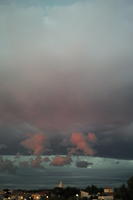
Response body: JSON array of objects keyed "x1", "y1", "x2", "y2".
[{"x1": 0, "y1": 176, "x2": 133, "y2": 200}]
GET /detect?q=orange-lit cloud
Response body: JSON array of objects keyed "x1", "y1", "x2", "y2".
[
  {"x1": 31, "y1": 156, "x2": 44, "y2": 168},
  {"x1": 88, "y1": 133, "x2": 97, "y2": 143},
  {"x1": 70, "y1": 132, "x2": 95, "y2": 155},
  {"x1": 21, "y1": 133, "x2": 46, "y2": 155},
  {"x1": 50, "y1": 156, "x2": 72, "y2": 166}
]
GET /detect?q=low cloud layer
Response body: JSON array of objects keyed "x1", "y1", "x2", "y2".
[
  {"x1": 0, "y1": 157, "x2": 17, "y2": 174},
  {"x1": 76, "y1": 161, "x2": 93, "y2": 168},
  {"x1": 50, "y1": 156, "x2": 72, "y2": 166},
  {"x1": 0, "y1": 0, "x2": 133, "y2": 159}
]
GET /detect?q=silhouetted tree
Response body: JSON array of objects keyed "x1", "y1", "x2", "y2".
[
  {"x1": 63, "y1": 187, "x2": 80, "y2": 198},
  {"x1": 85, "y1": 185, "x2": 100, "y2": 195},
  {"x1": 127, "y1": 176, "x2": 133, "y2": 200}
]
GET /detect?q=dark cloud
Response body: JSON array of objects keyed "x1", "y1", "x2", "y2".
[
  {"x1": 47, "y1": 134, "x2": 70, "y2": 155},
  {"x1": 95, "y1": 123, "x2": 133, "y2": 159},
  {"x1": 43, "y1": 157, "x2": 50, "y2": 162},
  {"x1": 0, "y1": 124, "x2": 34, "y2": 155},
  {"x1": 18, "y1": 156, "x2": 44, "y2": 169},
  {"x1": 30, "y1": 156, "x2": 44, "y2": 169},
  {"x1": 19, "y1": 160, "x2": 30, "y2": 168},
  {"x1": 0, "y1": 157, "x2": 17, "y2": 174},
  {"x1": 116, "y1": 161, "x2": 120, "y2": 165},
  {"x1": 0, "y1": 144, "x2": 7, "y2": 150},
  {"x1": 76, "y1": 161, "x2": 93, "y2": 168}
]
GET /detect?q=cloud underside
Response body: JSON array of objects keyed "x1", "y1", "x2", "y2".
[{"x1": 0, "y1": 0, "x2": 133, "y2": 159}]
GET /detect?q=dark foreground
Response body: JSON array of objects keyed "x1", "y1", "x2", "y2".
[{"x1": 1, "y1": 176, "x2": 133, "y2": 200}]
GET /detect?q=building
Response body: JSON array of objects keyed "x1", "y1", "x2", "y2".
[
  {"x1": 98, "y1": 196, "x2": 113, "y2": 200},
  {"x1": 80, "y1": 190, "x2": 91, "y2": 198},
  {"x1": 56, "y1": 181, "x2": 65, "y2": 188},
  {"x1": 104, "y1": 188, "x2": 113, "y2": 194}
]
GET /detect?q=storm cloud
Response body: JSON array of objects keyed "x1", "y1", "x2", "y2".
[
  {"x1": 76, "y1": 161, "x2": 93, "y2": 168},
  {"x1": 0, "y1": 0, "x2": 133, "y2": 159},
  {"x1": 0, "y1": 157, "x2": 17, "y2": 174}
]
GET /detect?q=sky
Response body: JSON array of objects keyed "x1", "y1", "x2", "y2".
[{"x1": 0, "y1": 0, "x2": 133, "y2": 168}]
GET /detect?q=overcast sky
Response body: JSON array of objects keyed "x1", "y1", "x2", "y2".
[{"x1": 0, "y1": 0, "x2": 133, "y2": 160}]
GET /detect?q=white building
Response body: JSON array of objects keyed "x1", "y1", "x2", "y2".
[
  {"x1": 104, "y1": 188, "x2": 113, "y2": 194},
  {"x1": 80, "y1": 190, "x2": 91, "y2": 198},
  {"x1": 98, "y1": 195, "x2": 113, "y2": 200},
  {"x1": 56, "y1": 181, "x2": 65, "y2": 188}
]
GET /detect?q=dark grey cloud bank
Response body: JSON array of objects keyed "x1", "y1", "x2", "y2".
[
  {"x1": 76, "y1": 161, "x2": 93, "y2": 168},
  {"x1": 0, "y1": 0, "x2": 133, "y2": 159},
  {"x1": 0, "y1": 155, "x2": 133, "y2": 189}
]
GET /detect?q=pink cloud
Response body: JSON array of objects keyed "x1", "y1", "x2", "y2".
[
  {"x1": 88, "y1": 132, "x2": 97, "y2": 142},
  {"x1": 21, "y1": 133, "x2": 46, "y2": 155},
  {"x1": 31, "y1": 156, "x2": 43, "y2": 168},
  {"x1": 50, "y1": 156, "x2": 72, "y2": 166},
  {"x1": 70, "y1": 132, "x2": 95, "y2": 155}
]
